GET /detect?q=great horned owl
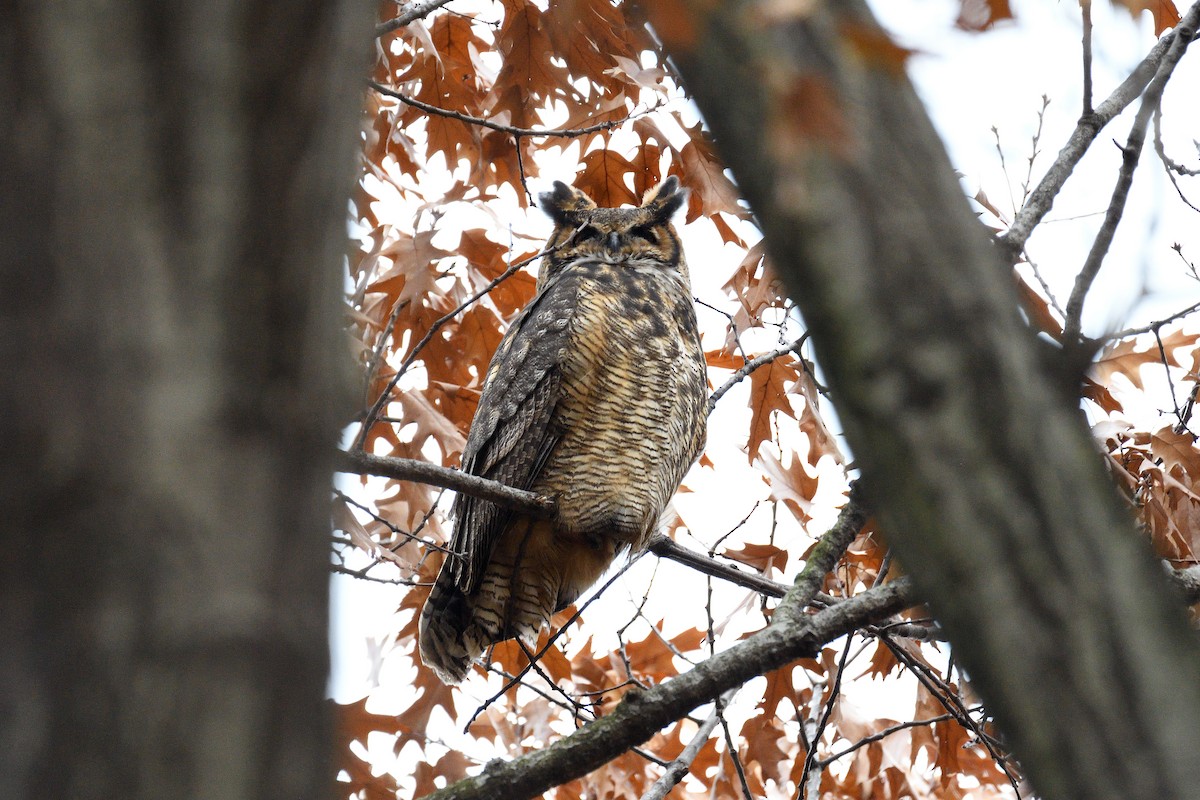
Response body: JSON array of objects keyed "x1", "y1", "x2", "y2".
[{"x1": 419, "y1": 177, "x2": 708, "y2": 684}]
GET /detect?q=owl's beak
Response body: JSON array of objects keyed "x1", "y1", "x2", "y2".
[{"x1": 605, "y1": 231, "x2": 621, "y2": 253}]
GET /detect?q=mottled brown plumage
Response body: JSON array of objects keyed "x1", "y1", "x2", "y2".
[{"x1": 419, "y1": 177, "x2": 707, "y2": 684}]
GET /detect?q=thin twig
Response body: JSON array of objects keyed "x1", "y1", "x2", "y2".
[
  {"x1": 361, "y1": 297, "x2": 409, "y2": 411},
  {"x1": 695, "y1": 297, "x2": 749, "y2": 363},
  {"x1": 998, "y1": 0, "x2": 1200, "y2": 261},
  {"x1": 375, "y1": 0, "x2": 456, "y2": 37},
  {"x1": 1153, "y1": 326, "x2": 1187, "y2": 428},
  {"x1": 992, "y1": 125, "x2": 1019, "y2": 219},
  {"x1": 1107, "y1": 300, "x2": 1200, "y2": 339},
  {"x1": 1024, "y1": 256, "x2": 1066, "y2": 319},
  {"x1": 639, "y1": 690, "x2": 738, "y2": 800},
  {"x1": 707, "y1": 335, "x2": 809, "y2": 413},
  {"x1": 799, "y1": 631, "x2": 856, "y2": 797},
  {"x1": 1061, "y1": 15, "x2": 1200, "y2": 343},
  {"x1": 371, "y1": 80, "x2": 660, "y2": 139},
  {"x1": 1081, "y1": 0, "x2": 1094, "y2": 116},
  {"x1": 1153, "y1": 106, "x2": 1200, "y2": 213},
  {"x1": 329, "y1": 564, "x2": 422, "y2": 585},
  {"x1": 717, "y1": 691, "x2": 754, "y2": 800},
  {"x1": 352, "y1": 243, "x2": 554, "y2": 450},
  {"x1": 880, "y1": 634, "x2": 1022, "y2": 795},
  {"x1": 816, "y1": 713, "x2": 957, "y2": 768},
  {"x1": 1022, "y1": 96, "x2": 1051, "y2": 206}
]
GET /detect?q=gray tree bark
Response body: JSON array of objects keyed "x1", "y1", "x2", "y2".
[
  {"x1": 0, "y1": 3, "x2": 369, "y2": 797},
  {"x1": 654, "y1": 2, "x2": 1200, "y2": 799}
]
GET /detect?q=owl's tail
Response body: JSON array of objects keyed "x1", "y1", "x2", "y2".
[
  {"x1": 419, "y1": 517, "x2": 565, "y2": 684},
  {"x1": 418, "y1": 570, "x2": 476, "y2": 684}
]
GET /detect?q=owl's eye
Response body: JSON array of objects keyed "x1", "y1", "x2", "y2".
[
  {"x1": 574, "y1": 225, "x2": 602, "y2": 242},
  {"x1": 630, "y1": 225, "x2": 658, "y2": 243}
]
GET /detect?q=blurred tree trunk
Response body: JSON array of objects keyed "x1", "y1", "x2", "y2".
[
  {"x1": 656, "y1": 2, "x2": 1200, "y2": 799},
  {"x1": 0, "y1": 3, "x2": 368, "y2": 798}
]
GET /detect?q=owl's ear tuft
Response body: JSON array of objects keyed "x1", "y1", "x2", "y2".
[
  {"x1": 642, "y1": 175, "x2": 688, "y2": 221},
  {"x1": 539, "y1": 181, "x2": 597, "y2": 224}
]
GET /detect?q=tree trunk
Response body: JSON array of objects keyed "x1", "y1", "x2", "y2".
[
  {"x1": 655, "y1": 2, "x2": 1200, "y2": 799},
  {"x1": 0, "y1": 3, "x2": 368, "y2": 797}
]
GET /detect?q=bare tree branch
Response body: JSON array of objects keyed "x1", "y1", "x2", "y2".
[
  {"x1": 1062, "y1": 17, "x2": 1199, "y2": 342},
  {"x1": 416, "y1": 576, "x2": 916, "y2": 800},
  {"x1": 816, "y1": 712, "x2": 957, "y2": 768},
  {"x1": 707, "y1": 335, "x2": 809, "y2": 413},
  {"x1": 336, "y1": 450, "x2": 555, "y2": 516},
  {"x1": 639, "y1": 690, "x2": 737, "y2": 800},
  {"x1": 997, "y1": 0, "x2": 1200, "y2": 262},
  {"x1": 375, "y1": 0, "x2": 456, "y2": 37},
  {"x1": 370, "y1": 81, "x2": 660, "y2": 139},
  {"x1": 648, "y1": 534, "x2": 790, "y2": 598}
]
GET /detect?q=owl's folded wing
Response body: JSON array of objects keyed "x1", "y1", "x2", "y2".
[{"x1": 447, "y1": 273, "x2": 580, "y2": 593}]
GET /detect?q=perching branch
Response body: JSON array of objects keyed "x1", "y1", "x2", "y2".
[
  {"x1": 337, "y1": 450, "x2": 851, "y2": 601},
  {"x1": 997, "y1": 0, "x2": 1200, "y2": 262},
  {"x1": 648, "y1": 534, "x2": 790, "y2": 598},
  {"x1": 337, "y1": 448, "x2": 1200, "y2": 611},
  {"x1": 337, "y1": 450, "x2": 555, "y2": 516}
]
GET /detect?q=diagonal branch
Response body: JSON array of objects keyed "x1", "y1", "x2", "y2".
[
  {"x1": 997, "y1": 0, "x2": 1200, "y2": 263},
  {"x1": 416, "y1": 576, "x2": 916, "y2": 800},
  {"x1": 639, "y1": 689, "x2": 739, "y2": 800},
  {"x1": 1061, "y1": 9, "x2": 1200, "y2": 343},
  {"x1": 648, "y1": 534, "x2": 790, "y2": 598},
  {"x1": 707, "y1": 334, "x2": 809, "y2": 413}
]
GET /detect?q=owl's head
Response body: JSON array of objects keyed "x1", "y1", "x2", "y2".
[{"x1": 536, "y1": 176, "x2": 690, "y2": 286}]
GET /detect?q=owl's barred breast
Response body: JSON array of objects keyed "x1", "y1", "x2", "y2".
[
  {"x1": 419, "y1": 177, "x2": 706, "y2": 684},
  {"x1": 535, "y1": 259, "x2": 707, "y2": 550}
]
